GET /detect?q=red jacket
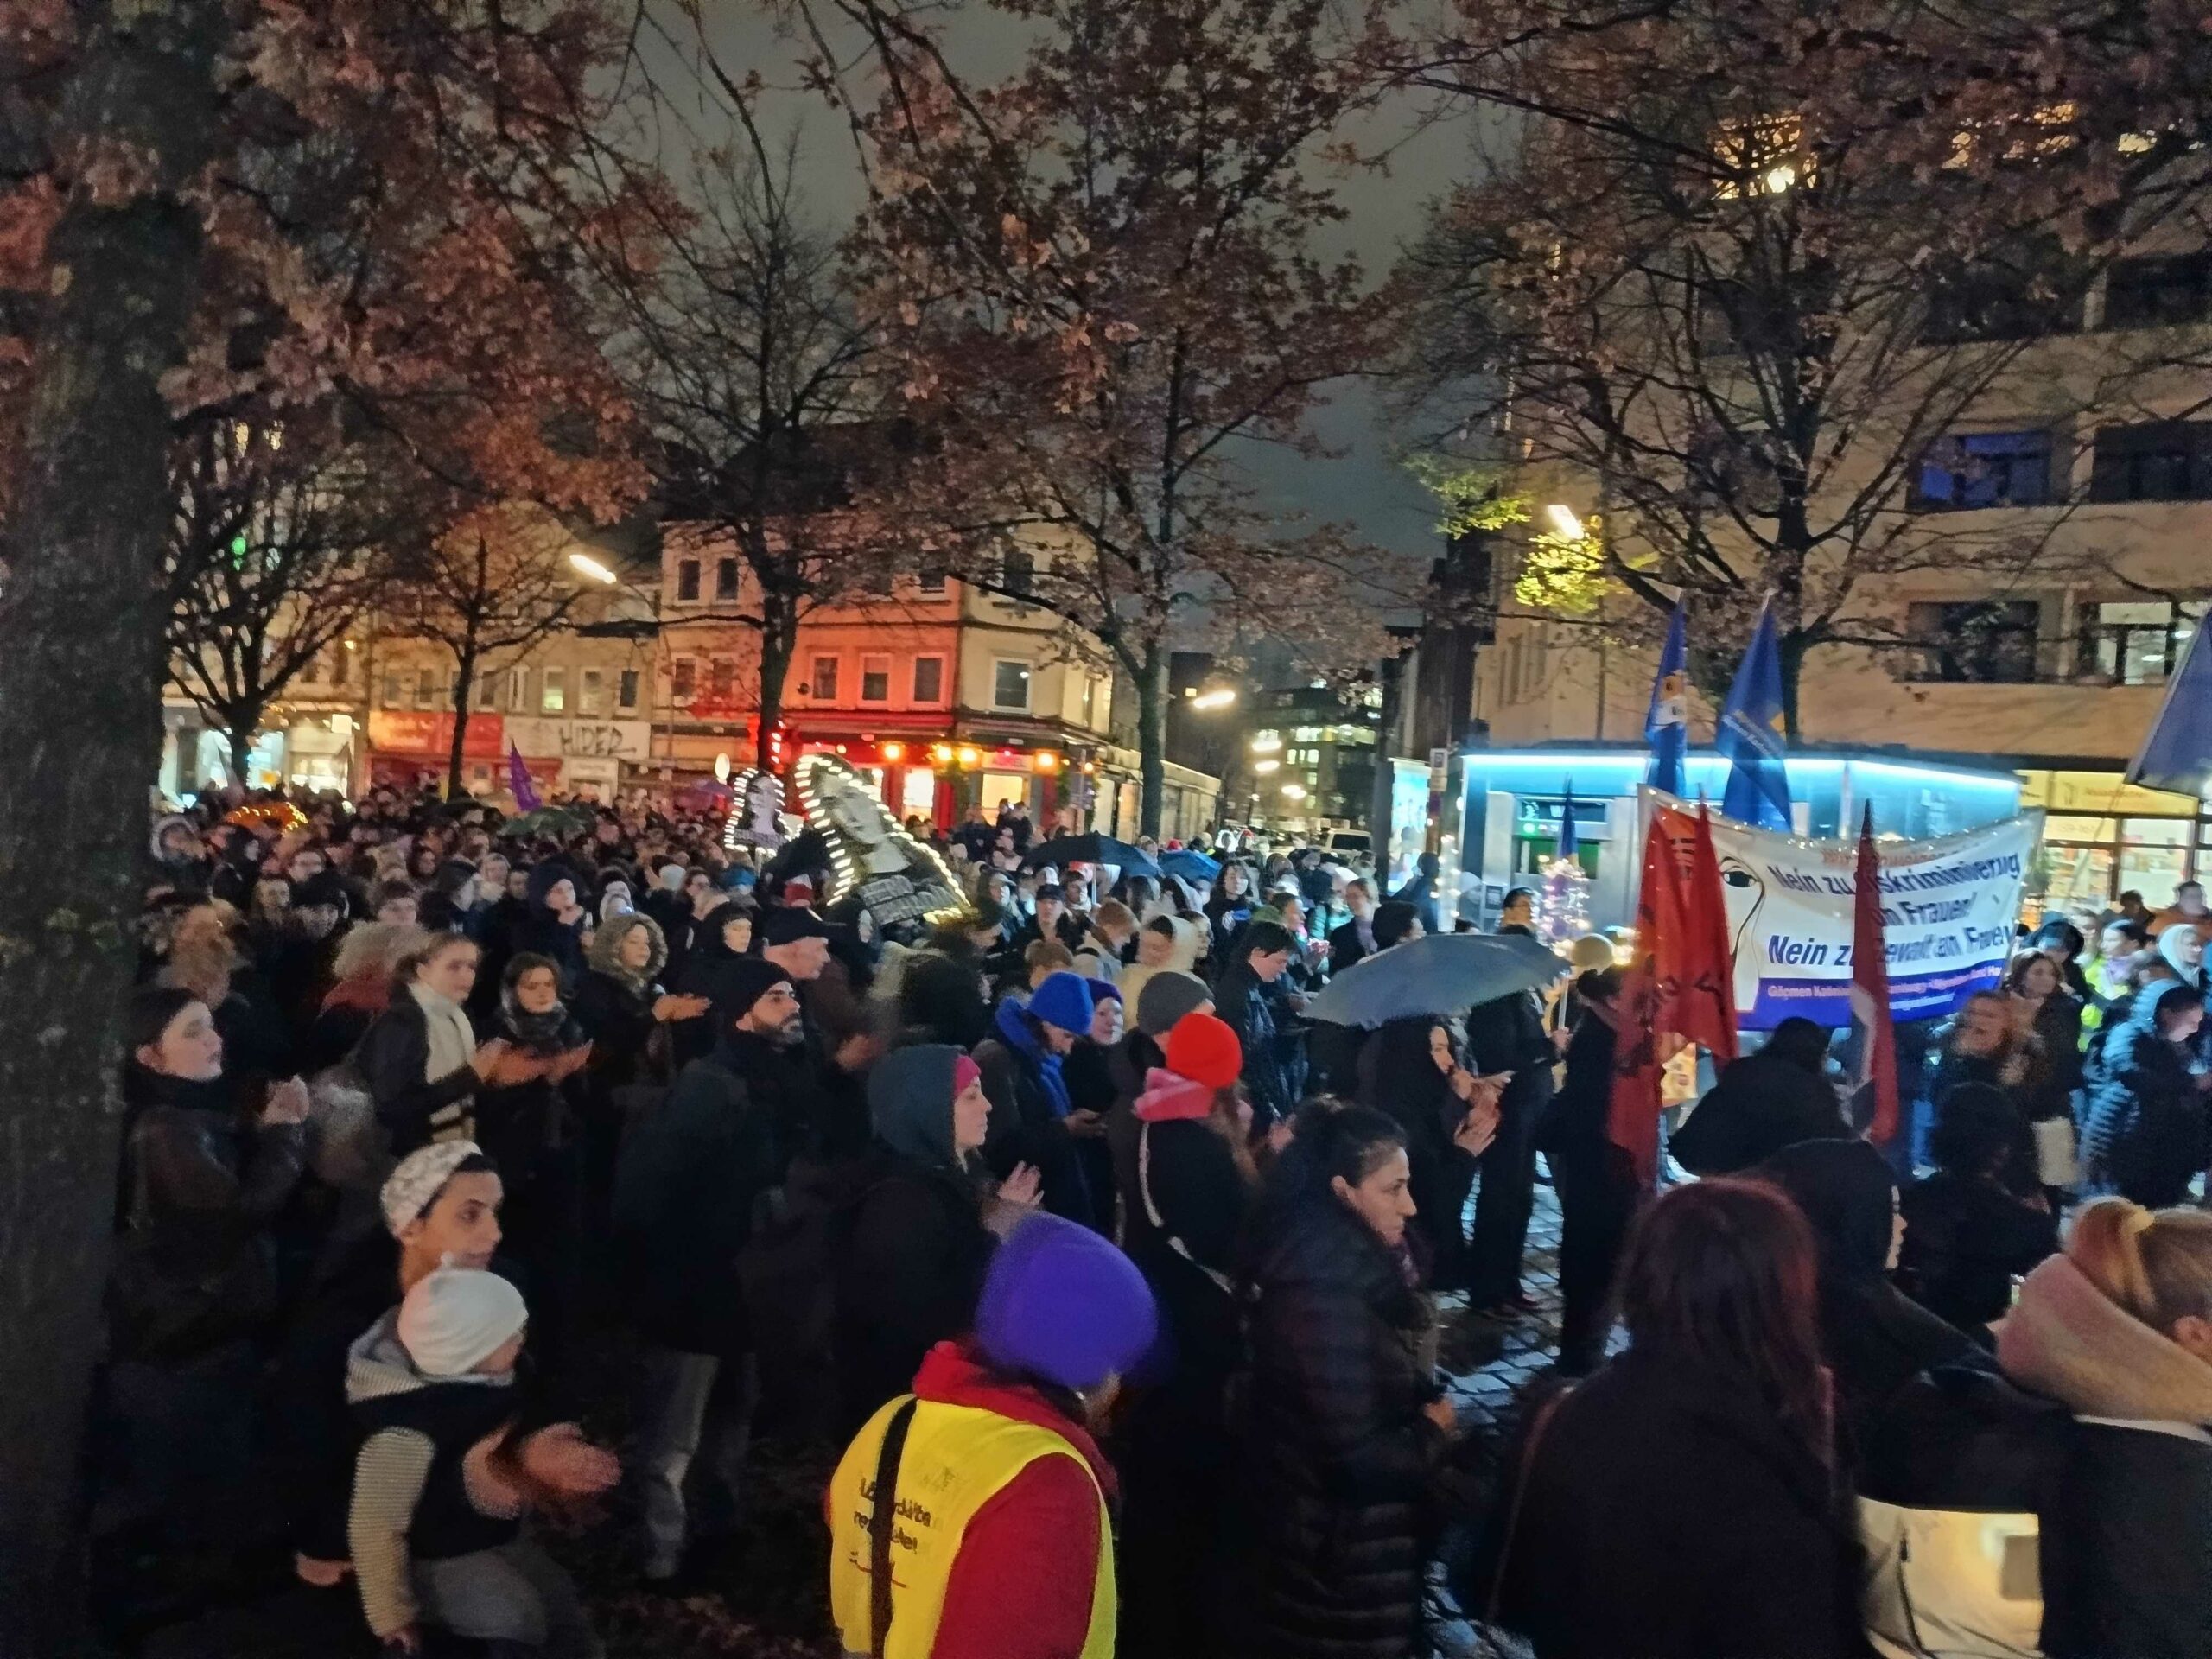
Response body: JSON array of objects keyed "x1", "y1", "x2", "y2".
[{"x1": 830, "y1": 1340, "x2": 1116, "y2": 1659}]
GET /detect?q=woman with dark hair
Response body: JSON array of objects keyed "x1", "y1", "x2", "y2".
[
  {"x1": 2081, "y1": 978, "x2": 2209, "y2": 1207},
  {"x1": 1203, "y1": 861, "x2": 1257, "y2": 960},
  {"x1": 1758, "y1": 1139, "x2": 1977, "y2": 1469},
  {"x1": 1534, "y1": 968, "x2": 1637, "y2": 1374},
  {"x1": 2029, "y1": 917, "x2": 2093, "y2": 1004},
  {"x1": 1899, "y1": 1084, "x2": 2059, "y2": 1334},
  {"x1": 1212, "y1": 918, "x2": 1306, "y2": 1134},
  {"x1": 2003, "y1": 950, "x2": 2082, "y2": 1124},
  {"x1": 1237, "y1": 1103, "x2": 1462, "y2": 1658},
  {"x1": 1357, "y1": 1015, "x2": 1503, "y2": 1288},
  {"x1": 1487, "y1": 1180, "x2": 1863, "y2": 1659}
]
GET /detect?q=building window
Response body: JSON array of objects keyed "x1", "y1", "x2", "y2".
[
  {"x1": 709, "y1": 658, "x2": 736, "y2": 701},
  {"x1": 2089, "y1": 421, "x2": 2212, "y2": 502},
  {"x1": 1923, "y1": 246, "x2": 2083, "y2": 343},
  {"x1": 992, "y1": 658, "x2": 1031, "y2": 710},
  {"x1": 1905, "y1": 600, "x2": 2041, "y2": 683},
  {"x1": 676, "y1": 559, "x2": 701, "y2": 602},
  {"x1": 861, "y1": 655, "x2": 891, "y2": 702},
  {"x1": 1913, "y1": 430, "x2": 2055, "y2": 510},
  {"x1": 413, "y1": 670, "x2": 438, "y2": 710},
  {"x1": 1001, "y1": 547, "x2": 1035, "y2": 599},
  {"x1": 1080, "y1": 674, "x2": 1096, "y2": 728},
  {"x1": 2104, "y1": 252, "x2": 2212, "y2": 329},
  {"x1": 578, "y1": 668, "x2": 606, "y2": 715},
  {"x1": 618, "y1": 668, "x2": 640, "y2": 711},
  {"x1": 382, "y1": 669, "x2": 406, "y2": 708},
  {"x1": 508, "y1": 667, "x2": 530, "y2": 712},
  {"x1": 912, "y1": 655, "x2": 944, "y2": 703},
  {"x1": 474, "y1": 671, "x2": 500, "y2": 712},
  {"x1": 540, "y1": 667, "x2": 566, "y2": 714},
  {"x1": 671, "y1": 658, "x2": 696, "y2": 702},
  {"x1": 2079, "y1": 600, "x2": 2211, "y2": 684},
  {"x1": 715, "y1": 557, "x2": 739, "y2": 601},
  {"x1": 918, "y1": 570, "x2": 948, "y2": 594},
  {"x1": 810, "y1": 655, "x2": 839, "y2": 702}
]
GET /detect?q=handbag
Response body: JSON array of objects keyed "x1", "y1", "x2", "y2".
[{"x1": 1466, "y1": 1383, "x2": 1573, "y2": 1659}]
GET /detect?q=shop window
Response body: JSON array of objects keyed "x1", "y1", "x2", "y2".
[
  {"x1": 861, "y1": 655, "x2": 891, "y2": 702},
  {"x1": 715, "y1": 557, "x2": 739, "y2": 601},
  {"x1": 993, "y1": 658, "x2": 1032, "y2": 711},
  {"x1": 2104, "y1": 251, "x2": 2212, "y2": 329},
  {"x1": 2079, "y1": 600, "x2": 2210, "y2": 683},
  {"x1": 677, "y1": 558, "x2": 701, "y2": 602},
  {"x1": 578, "y1": 668, "x2": 606, "y2": 715},
  {"x1": 671, "y1": 658, "x2": 696, "y2": 702},
  {"x1": 1905, "y1": 600, "x2": 2040, "y2": 683},
  {"x1": 809, "y1": 656, "x2": 839, "y2": 702},
  {"x1": 2088, "y1": 421, "x2": 2212, "y2": 502},
  {"x1": 912, "y1": 655, "x2": 944, "y2": 703},
  {"x1": 1913, "y1": 431, "x2": 2055, "y2": 510},
  {"x1": 540, "y1": 667, "x2": 565, "y2": 714},
  {"x1": 618, "y1": 668, "x2": 640, "y2": 711}
]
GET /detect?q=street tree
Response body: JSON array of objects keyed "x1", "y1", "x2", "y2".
[
  {"x1": 164, "y1": 416, "x2": 397, "y2": 782},
  {"x1": 817, "y1": 0, "x2": 1423, "y2": 834},
  {"x1": 1394, "y1": 0, "x2": 2212, "y2": 734},
  {"x1": 0, "y1": 3, "x2": 649, "y2": 1638}
]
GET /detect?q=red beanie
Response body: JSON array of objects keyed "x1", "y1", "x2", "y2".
[{"x1": 1166, "y1": 1011, "x2": 1242, "y2": 1091}]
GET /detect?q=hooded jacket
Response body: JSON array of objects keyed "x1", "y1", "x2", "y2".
[
  {"x1": 2081, "y1": 982, "x2": 2204, "y2": 1206},
  {"x1": 1999, "y1": 1254, "x2": 2212, "y2": 1658},
  {"x1": 344, "y1": 1311, "x2": 522, "y2": 1638},
  {"x1": 1672, "y1": 1043, "x2": 1849, "y2": 1175},
  {"x1": 835, "y1": 1046, "x2": 995, "y2": 1431}
]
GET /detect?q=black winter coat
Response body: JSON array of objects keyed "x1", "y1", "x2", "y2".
[
  {"x1": 1489, "y1": 1350, "x2": 1866, "y2": 1659},
  {"x1": 832, "y1": 1151, "x2": 995, "y2": 1433},
  {"x1": 353, "y1": 995, "x2": 477, "y2": 1155},
  {"x1": 2081, "y1": 1006, "x2": 2203, "y2": 1206},
  {"x1": 609, "y1": 1037, "x2": 785, "y2": 1356},
  {"x1": 2041, "y1": 1419, "x2": 2212, "y2": 1659},
  {"x1": 1463, "y1": 969, "x2": 1556, "y2": 1127},
  {"x1": 1897, "y1": 1171, "x2": 2058, "y2": 1333},
  {"x1": 1239, "y1": 1202, "x2": 1445, "y2": 1659},
  {"x1": 1214, "y1": 962, "x2": 1304, "y2": 1131},
  {"x1": 1670, "y1": 1051, "x2": 1847, "y2": 1175}
]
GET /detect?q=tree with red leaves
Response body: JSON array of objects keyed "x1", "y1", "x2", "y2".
[
  {"x1": 820, "y1": 0, "x2": 1423, "y2": 833},
  {"x1": 0, "y1": 3, "x2": 647, "y2": 1641}
]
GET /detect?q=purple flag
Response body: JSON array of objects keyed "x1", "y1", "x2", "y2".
[{"x1": 508, "y1": 743, "x2": 542, "y2": 812}]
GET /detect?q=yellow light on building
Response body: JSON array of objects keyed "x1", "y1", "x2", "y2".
[
  {"x1": 931, "y1": 743, "x2": 954, "y2": 765},
  {"x1": 882, "y1": 741, "x2": 906, "y2": 762},
  {"x1": 957, "y1": 746, "x2": 979, "y2": 767},
  {"x1": 1035, "y1": 751, "x2": 1059, "y2": 772}
]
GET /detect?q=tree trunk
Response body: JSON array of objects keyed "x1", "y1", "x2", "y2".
[
  {"x1": 757, "y1": 588, "x2": 798, "y2": 770},
  {"x1": 446, "y1": 645, "x2": 477, "y2": 800},
  {"x1": 0, "y1": 4, "x2": 229, "y2": 1650},
  {"x1": 1137, "y1": 644, "x2": 1167, "y2": 839},
  {"x1": 1779, "y1": 633, "x2": 1806, "y2": 744},
  {"x1": 226, "y1": 713, "x2": 258, "y2": 787}
]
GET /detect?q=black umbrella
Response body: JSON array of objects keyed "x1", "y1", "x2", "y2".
[
  {"x1": 1021, "y1": 832, "x2": 1162, "y2": 879},
  {"x1": 1303, "y1": 931, "x2": 1567, "y2": 1029}
]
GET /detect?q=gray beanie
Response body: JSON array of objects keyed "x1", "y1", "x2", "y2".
[{"x1": 1135, "y1": 969, "x2": 1212, "y2": 1037}]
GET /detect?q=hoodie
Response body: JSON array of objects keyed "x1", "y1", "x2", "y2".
[
  {"x1": 1131, "y1": 1068, "x2": 1249, "y2": 1279},
  {"x1": 344, "y1": 1312, "x2": 521, "y2": 1638},
  {"x1": 2157, "y1": 923, "x2": 2204, "y2": 988},
  {"x1": 2082, "y1": 981, "x2": 2205, "y2": 1205}
]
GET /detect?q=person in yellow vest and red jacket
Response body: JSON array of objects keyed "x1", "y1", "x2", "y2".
[{"x1": 826, "y1": 1211, "x2": 1159, "y2": 1659}]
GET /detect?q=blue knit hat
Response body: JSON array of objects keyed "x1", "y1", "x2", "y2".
[
  {"x1": 974, "y1": 1213, "x2": 1158, "y2": 1392},
  {"x1": 1027, "y1": 970, "x2": 1095, "y2": 1036}
]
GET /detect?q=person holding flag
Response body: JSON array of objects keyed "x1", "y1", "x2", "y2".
[
  {"x1": 1644, "y1": 598, "x2": 1689, "y2": 796},
  {"x1": 1717, "y1": 599, "x2": 1793, "y2": 830}
]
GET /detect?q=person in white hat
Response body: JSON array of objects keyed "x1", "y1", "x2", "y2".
[{"x1": 346, "y1": 1268, "x2": 613, "y2": 1656}]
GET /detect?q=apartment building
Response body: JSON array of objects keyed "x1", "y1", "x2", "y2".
[{"x1": 1478, "y1": 245, "x2": 2212, "y2": 912}]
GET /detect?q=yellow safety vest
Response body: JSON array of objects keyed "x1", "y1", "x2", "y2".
[{"x1": 826, "y1": 1395, "x2": 1115, "y2": 1659}]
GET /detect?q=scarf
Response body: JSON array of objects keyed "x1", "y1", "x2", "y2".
[
  {"x1": 499, "y1": 987, "x2": 574, "y2": 1057},
  {"x1": 994, "y1": 994, "x2": 1071, "y2": 1119},
  {"x1": 1999, "y1": 1254, "x2": 2212, "y2": 1431},
  {"x1": 409, "y1": 981, "x2": 479, "y2": 1143}
]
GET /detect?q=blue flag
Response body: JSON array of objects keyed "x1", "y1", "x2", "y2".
[
  {"x1": 2126, "y1": 611, "x2": 2212, "y2": 797},
  {"x1": 1558, "y1": 779, "x2": 1580, "y2": 860},
  {"x1": 1718, "y1": 600, "x2": 1793, "y2": 830},
  {"x1": 1644, "y1": 598, "x2": 1689, "y2": 797}
]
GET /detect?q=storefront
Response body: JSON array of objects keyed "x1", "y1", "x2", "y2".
[
  {"x1": 505, "y1": 715, "x2": 653, "y2": 801},
  {"x1": 366, "y1": 710, "x2": 507, "y2": 794},
  {"x1": 2018, "y1": 769, "x2": 2209, "y2": 912}
]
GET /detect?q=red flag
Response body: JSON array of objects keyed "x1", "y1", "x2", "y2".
[
  {"x1": 1851, "y1": 804, "x2": 1902, "y2": 1144},
  {"x1": 1608, "y1": 802, "x2": 1742, "y2": 1187}
]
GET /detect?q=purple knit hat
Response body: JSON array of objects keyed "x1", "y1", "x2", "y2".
[{"x1": 973, "y1": 1213, "x2": 1158, "y2": 1392}]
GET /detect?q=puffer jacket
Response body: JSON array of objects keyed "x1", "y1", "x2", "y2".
[
  {"x1": 1213, "y1": 962, "x2": 1304, "y2": 1132},
  {"x1": 1238, "y1": 1200, "x2": 1445, "y2": 1659},
  {"x1": 2080, "y1": 983, "x2": 2203, "y2": 1207}
]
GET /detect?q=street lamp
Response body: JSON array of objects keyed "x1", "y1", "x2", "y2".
[
  {"x1": 1190, "y1": 687, "x2": 1236, "y2": 711},
  {"x1": 1281, "y1": 782, "x2": 1308, "y2": 801},
  {"x1": 1543, "y1": 504, "x2": 1586, "y2": 541},
  {"x1": 569, "y1": 551, "x2": 619, "y2": 584}
]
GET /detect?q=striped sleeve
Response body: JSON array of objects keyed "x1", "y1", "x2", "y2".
[{"x1": 349, "y1": 1427, "x2": 435, "y2": 1638}]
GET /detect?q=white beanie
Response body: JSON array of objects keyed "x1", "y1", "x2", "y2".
[
  {"x1": 658, "y1": 862, "x2": 687, "y2": 892},
  {"x1": 397, "y1": 1268, "x2": 528, "y2": 1378},
  {"x1": 380, "y1": 1141, "x2": 485, "y2": 1237}
]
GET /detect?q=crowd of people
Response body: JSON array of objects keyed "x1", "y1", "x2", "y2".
[{"x1": 99, "y1": 784, "x2": 2212, "y2": 1658}]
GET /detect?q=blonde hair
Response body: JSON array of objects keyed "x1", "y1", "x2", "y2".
[
  {"x1": 2069, "y1": 1198, "x2": 2212, "y2": 1336},
  {"x1": 334, "y1": 920, "x2": 431, "y2": 983}
]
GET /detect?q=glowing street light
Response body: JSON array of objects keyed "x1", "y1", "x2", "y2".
[
  {"x1": 1543, "y1": 504, "x2": 1586, "y2": 541},
  {"x1": 1254, "y1": 759, "x2": 1281, "y2": 774},
  {"x1": 1281, "y1": 782, "x2": 1308, "y2": 801},
  {"x1": 569, "y1": 551, "x2": 618, "y2": 584},
  {"x1": 1190, "y1": 687, "x2": 1237, "y2": 711}
]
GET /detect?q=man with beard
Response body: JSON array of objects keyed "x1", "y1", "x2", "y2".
[{"x1": 612, "y1": 957, "x2": 804, "y2": 1586}]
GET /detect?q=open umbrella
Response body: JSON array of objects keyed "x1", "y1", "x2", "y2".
[
  {"x1": 1303, "y1": 931, "x2": 1566, "y2": 1030},
  {"x1": 1021, "y1": 832, "x2": 1161, "y2": 879},
  {"x1": 503, "y1": 805, "x2": 593, "y2": 841},
  {"x1": 1160, "y1": 848, "x2": 1221, "y2": 882}
]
